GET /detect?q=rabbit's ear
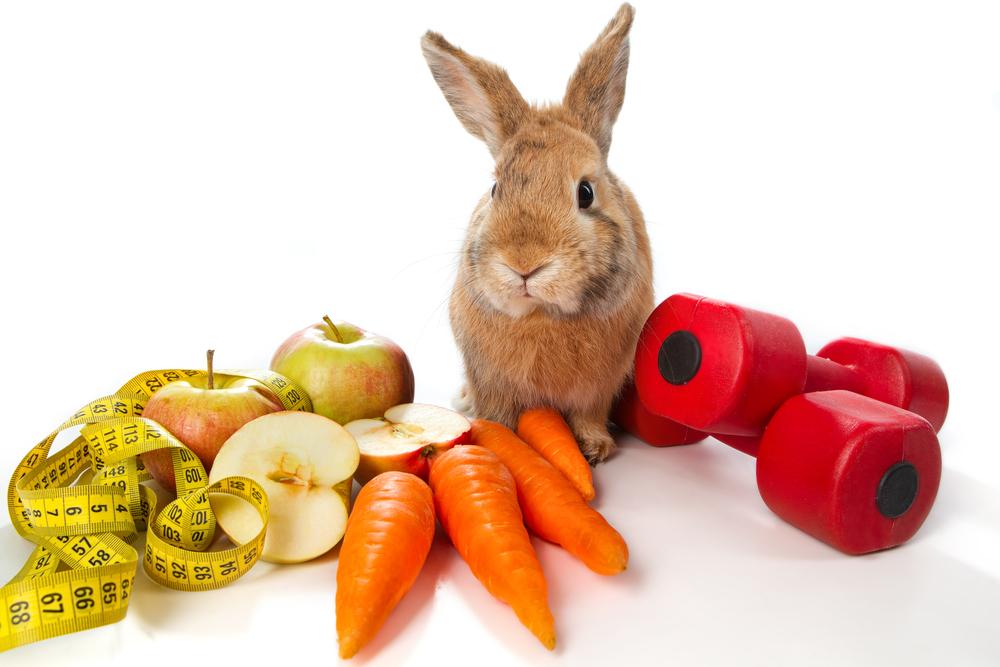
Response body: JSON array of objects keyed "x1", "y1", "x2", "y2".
[
  {"x1": 422, "y1": 31, "x2": 529, "y2": 158},
  {"x1": 563, "y1": 3, "x2": 634, "y2": 157}
]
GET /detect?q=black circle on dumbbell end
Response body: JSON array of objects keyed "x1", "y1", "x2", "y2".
[
  {"x1": 658, "y1": 330, "x2": 702, "y2": 386},
  {"x1": 876, "y1": 462, "x2": 919, "y2": 519}
]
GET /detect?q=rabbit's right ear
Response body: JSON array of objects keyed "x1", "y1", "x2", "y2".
[{"x1": 421, "y1": 31, "x2": 529, "y2": 158}]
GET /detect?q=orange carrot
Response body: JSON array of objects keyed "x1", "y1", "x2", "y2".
[
  {"x1": 429, "y1": 446, "x2": 555, "y2": 650},
  {"x1": 471, "y1": 419, "x2": 628, "y2": 575},
  {"x1": 336, "y1": 472, "x2": 436, "y2": 659},
  {"x1": 517, "y1": 407, "x2": 595, "y2": 501}
]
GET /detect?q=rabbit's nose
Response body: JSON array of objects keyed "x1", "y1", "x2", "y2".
[
  {"x1": 505, "y1": 262, "x2": 550, "y2": 281},
  {"x1": 518, "y1": 265, "x2": 546, "y2": 280}
]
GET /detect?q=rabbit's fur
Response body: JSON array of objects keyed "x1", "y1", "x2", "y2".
[{"x1": 422, "y1": 4, "x2": 653, "y2": 462}]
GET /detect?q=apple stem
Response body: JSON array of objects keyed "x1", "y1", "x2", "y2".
[
  {"x1": 206, "y1": 349, "x2": 215, "y2": 389},
  {"x1": 322, "y1": 315, "x2": 344, "y2": 343}
]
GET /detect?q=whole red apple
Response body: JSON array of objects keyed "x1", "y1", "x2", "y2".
[
  {"x1": 270, "y1": 316, "x2": 414, "y2": 425},
  {"x1": 141, "y1": 350, "x2": 283, "y2": 491}
]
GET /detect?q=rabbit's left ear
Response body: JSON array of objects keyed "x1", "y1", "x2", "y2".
[{"x1": 563, "y1": 3, "x2": 635, "y2": 157}]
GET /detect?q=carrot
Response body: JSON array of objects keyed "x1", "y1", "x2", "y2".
[
  {"x1": 429, "y1": 446, "x2": 555, "y2": 650},
  {"x1": 471, "y1": 419, "x2": 628, "y2": 575},
  {"x1": 336, "y1": 472, "x2": 436, "y2": 659},
  {"x1": 517, "y1": 407, "x2": 595, "y2": 501}
]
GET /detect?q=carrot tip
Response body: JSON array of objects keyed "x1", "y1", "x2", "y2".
[{"x1": 338, "y1": 637, "x2": 360, "y2": 659}]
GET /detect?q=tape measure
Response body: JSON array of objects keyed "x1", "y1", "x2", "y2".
[{"x1": 1, "y1": 368, "x2": 312, "y2": 653}]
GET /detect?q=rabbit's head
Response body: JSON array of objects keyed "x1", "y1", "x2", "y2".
[{"x1": 423, "y1": 4, "x2": 644, "y2": 319}]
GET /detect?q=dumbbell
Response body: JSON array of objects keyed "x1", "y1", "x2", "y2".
[
  {"x1": 622, "y1": 293, "x2": 947, "y2": 554},
  {"x1": 634, "y1": 293, "x2": 949, "y2": 440}
]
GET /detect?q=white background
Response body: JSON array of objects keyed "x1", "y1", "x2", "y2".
[{"x1": 2, "y1": 1, "x2": 998, "y2": 665}]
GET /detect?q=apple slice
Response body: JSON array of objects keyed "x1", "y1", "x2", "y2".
[
  {"x1": 346, "y1": 403, "x2": 471, "y2": 485},
  {"x1": 208, "y1": 411, "x2": 359, "y2": 564}
]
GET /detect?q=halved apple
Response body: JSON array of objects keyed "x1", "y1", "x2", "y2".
[
  {"x1": 346, "y1": 403, "x2": 471, "y2": 485},
  {"x1": 208, "y1": 411, "x2": 359, "y2": 563}
]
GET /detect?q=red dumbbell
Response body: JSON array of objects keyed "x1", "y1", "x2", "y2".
[
  {"x1": 634, "y1": 293, "x2": 949, "y2": 440},
  {"x1": 621, "y1": 293, "x2": 947, "y2": 554}
]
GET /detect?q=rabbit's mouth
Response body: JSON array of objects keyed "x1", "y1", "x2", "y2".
[
  {"x1": 502, "y1": 294, "x2": 541, "y2": 319},
  {"x1": 490, "y1": 282, "x2": 583, "y2": 319},
  {"x1": 479, "y1": 256, "x2": 582, "y2": 318}
]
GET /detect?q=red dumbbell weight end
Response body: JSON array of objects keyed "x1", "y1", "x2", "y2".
[
  {"x1": 635, "y1": 294, "x2": 807, "y2": 436},
  {"x1": 613, "y1": 382, "x2": 708, "y2": 447},
  {"x1": 756, "y1": 390, "x2": 941, "y2": 554}
]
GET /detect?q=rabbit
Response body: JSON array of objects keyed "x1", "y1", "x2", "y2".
[{"x1": 421, "y1": 3, "x2": 653, "y2": 463}]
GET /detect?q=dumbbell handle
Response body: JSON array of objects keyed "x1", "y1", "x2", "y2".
[{"x1": 804, "y1": 355, "x2": 866, "y2": 395}]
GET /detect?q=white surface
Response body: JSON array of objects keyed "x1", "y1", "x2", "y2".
[{"x1": 2, "y1": 1, "x2": 999, "y2": 665}]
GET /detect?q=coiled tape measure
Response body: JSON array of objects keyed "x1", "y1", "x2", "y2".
[{"x1": 1, "y1": 368, "x2": 311, "y2": 653}]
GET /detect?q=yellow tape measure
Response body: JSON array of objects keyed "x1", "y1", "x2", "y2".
[{"x1": 1, "y1": 368, "x2": 312, "y2": 653}]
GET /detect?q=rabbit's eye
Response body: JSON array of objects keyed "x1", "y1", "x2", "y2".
[
  {"x1": 491, "y1": 182, "x2": 497, "y2": 198},
  {"x1": 577, "y1": 181, "x2": 594, "y2": 209}
]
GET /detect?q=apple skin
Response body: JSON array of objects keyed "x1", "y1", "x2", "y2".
[
  {"x1": 141, "y1": 376, "x2": 283, "y2": 492},
  {"x1": 347, "y1": 404, "x2": 472, "y2": 485},
  {"x1": 270, "y1": 320, "x2": 415, "y2": 425},
  {"x1": 353, "y1": 428, "x2": 470, "y2": 485}
]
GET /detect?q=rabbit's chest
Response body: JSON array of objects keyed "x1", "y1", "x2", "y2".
[{"x1": 481, "y1": 313, "x2": 628, "y2": 403}]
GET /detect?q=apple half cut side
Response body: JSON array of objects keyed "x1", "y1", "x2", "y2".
[
  {"x1": 346, "y1": 403, "x2": 471, "y2": 485},
  {"x1": 208, "y1": 411, "x2": 360, "y2": 564}
]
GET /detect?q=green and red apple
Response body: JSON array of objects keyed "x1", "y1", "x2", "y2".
[
  {"x1": 208, "y1": 411, "x2": 359, "y2": 563},
  {"x1": 141, "y1": 350, "x2": 283, "y2": 491},
  {"x1": 346, "y1": 403, "x2": 471, "y2": 484},
  {"x1": 270, "y1": 317, "x2": 414, "y2": 425}
]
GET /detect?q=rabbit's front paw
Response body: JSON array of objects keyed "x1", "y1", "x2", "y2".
[{"x1": 573, "y1": 422, "x2": 618, "y2": 465}]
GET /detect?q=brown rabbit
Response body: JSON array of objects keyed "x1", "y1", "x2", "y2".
[{"x1": 422, "y1": 3, "x2": 653, "y2": 463}]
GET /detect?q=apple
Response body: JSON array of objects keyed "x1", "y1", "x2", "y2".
[
  {"x1": 141, "y1": 350, "x2": 283, "y2": 491},
  {"x1": 346, "y1": 403, "x2": 471, "y2": 485},
  {"x1": 270, "y1": 316, "x2": 414, "y2": 425},
  {"x1": 208, "y1": 411, "x2": 360, "y2": 563}
]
